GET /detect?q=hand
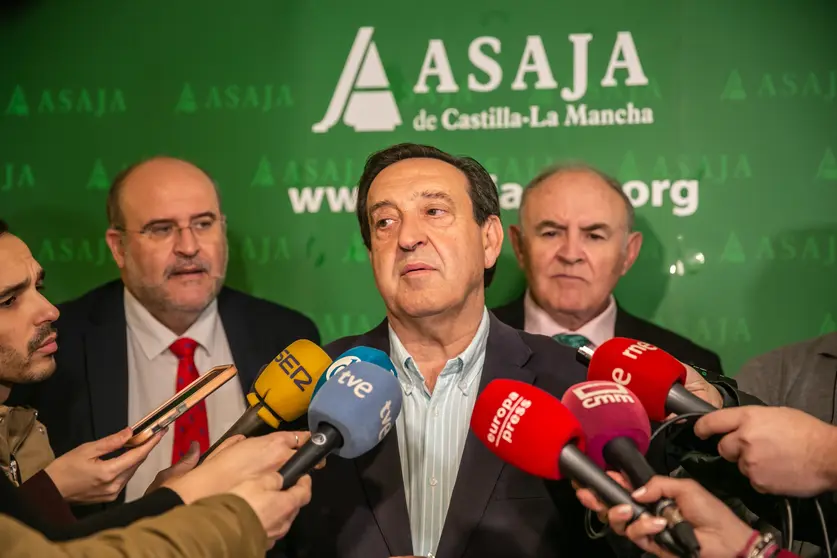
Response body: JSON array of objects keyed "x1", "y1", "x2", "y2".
[
  {"x1": 670, "y1": 364, "x2": 723, "y2": 419},
  {"x1": 45, "y1": 427, "x2": 163, "y2": 504},
  {"x1": 167, "y1": 431, "x2": 312, "y2": 504},
  {"x1": 230, "y1": 471, "x2": 312, "y2": 549},
  {"x1": 144, "y1": 440, "x2": 201, "y2": 496},
  {"x1": 573, "y1": 472, "x2": 633, "y2": 529},
  {"x1": 695, "y1": 406, "x2": 837, "y2": 496},
  {"x1": 618, "y1": 477, "x2": 753, "y2": 558}
]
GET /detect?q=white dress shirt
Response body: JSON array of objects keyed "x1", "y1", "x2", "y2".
[
  {"x1": 123, "y1": 288, "x2": 246, "y2": 502},
  {"x1": 522, "y1": 290, "x2": 618, "y2": 348}
]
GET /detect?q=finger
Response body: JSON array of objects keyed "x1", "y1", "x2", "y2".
[
  {"x1": 716, "y1": 431, "x2": 744, "y2": 463},
  {"x1": 574, "y1": 488, "x2": 606, "y2": 513},
  {"x1": 205, "y1": 435, "x2": 245, "y2": 462},
  {"x1": 694, "y1": 407, "x2": 745, "y2": 439},
  {"x1": 176, "y1": 441, "x2": 201, "y2": 468},
  {"x1": 630, "y1": 476, "x2": 693, "y2": 504},
  {"x1": 295, "y1": 431, "x2": 312, "y2": 446},
  {"x1": 285, "y1": 474, "x2": 313, "y2": 507},
  {"x1": 606, "y1": 504, "x2": 634, "y2": 535},
  {"x1": 624, "y1": 515, "x2": 674, "y2": 557},
  {"x1": 605, "y1": 471, "x2": 634, "y2": 492},
  {"x1": 314, "y1": 458, "x2": 327, "y2": 470},
  {"x1": 90, "y1": 427, "x2": 133, "y2": 455},
  {"x1": 105, "y1": 432, "x2": 162, "y2": 471}
]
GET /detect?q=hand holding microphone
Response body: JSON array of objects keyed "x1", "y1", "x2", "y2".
[
  {"x1": 562, "y1": 381, "x2": 700, "y2": 556},
  {"x1": 278, "y1": 359, "x2": 402, "y2": 488},
  {"x1": 582, "y1": 474, "x2": 755, "y2": 558},
  {"x1": 578, "y1": 337, "x2": 723, "y2": 421},
  {"x1": 469, "y1": 379, "x2": 694, "y2": 558}
]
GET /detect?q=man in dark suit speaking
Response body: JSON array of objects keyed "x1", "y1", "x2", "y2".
[
  {"x1": 282, "y1": 144, "x2": 740, "y2": 558},
  {"x1": 493, "y1": 162, "x2": 724, "y2": 375},
  {"x1": 10, "y1": 157, "x2": 320, "y2": 513}
]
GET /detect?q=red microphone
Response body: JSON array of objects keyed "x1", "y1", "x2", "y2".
[
  {"x1": 577, "y1": 337, "x2": 715, "y2": 421},
  {"x1": 470, "y1": 379, "x2": 686, "y2": 554}
]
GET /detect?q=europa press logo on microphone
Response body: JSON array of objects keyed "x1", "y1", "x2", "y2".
[
  {"x1": 571, "y1": 382, "x2": 637, "y2": 409},
  {"x1": 487, "y1": 391, "x2": 532, "y2": 446}
]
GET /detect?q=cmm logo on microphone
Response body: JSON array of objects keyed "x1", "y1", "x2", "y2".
[
  {"x1": 487, "y1": 391, "x2": 532, "y2": 446},
  {"x1": 572, "y1": 382, "x2": 636, "y2": 409}
]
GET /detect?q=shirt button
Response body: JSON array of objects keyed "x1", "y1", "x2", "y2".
[
  {"x1": 429, "y1": 477, "x2": 438, "y2": 487},
  {"x1": 434, "y1": 408, "x2": 440, "y2": 418}
]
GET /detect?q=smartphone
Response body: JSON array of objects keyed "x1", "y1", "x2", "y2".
[{"x1": 124, "y1": 364, "x2": 239, "y2": 448}]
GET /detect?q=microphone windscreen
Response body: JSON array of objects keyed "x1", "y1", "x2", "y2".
[
  {"x1": 470, "y1": 379, "x2": 585, "y2": 481},
  {"x1": 248, "y1": 340, "x2": 332, "y2": 428},
  {"x1": 311, "y1": 346, "x2": 397, "y2": 399},
  {"x1": 561, "y1": 381, "x2": 651, "y2": 470},
  {"x1": 308, "y1": 361, "x2": 403, "y2": 459},
  {"x1": 586, "y1": 337, "x2": 686, "y2": 421}
]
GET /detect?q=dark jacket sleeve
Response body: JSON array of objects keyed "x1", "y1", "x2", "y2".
[{"x1": 18, "y1": 471, "x2": 76, "y2": 526}]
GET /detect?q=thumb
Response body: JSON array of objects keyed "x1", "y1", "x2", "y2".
[
  {"x1": 91, "y1": 427, "x2": 133, "y2": 456},
  {"x1": 175, "y1": 441, "x2": 201, "y2": 469}
]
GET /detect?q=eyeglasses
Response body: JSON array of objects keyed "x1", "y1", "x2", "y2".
[{"x1": 115, "y1": 215, "x2": 226, "y2": 243}]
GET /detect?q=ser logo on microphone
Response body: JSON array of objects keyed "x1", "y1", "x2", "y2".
[
  {"x1": 487, "y1": 391, "x2": 532, "y2": 446},
  {"x1": 275, "y1": 350, "x2": 314, "y2": 391},
  {"x1": 572, "y1": 382, "x2": 636, "y2": 409}
]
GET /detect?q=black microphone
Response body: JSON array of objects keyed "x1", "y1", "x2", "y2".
[{"x1": 278, "y1": 362, "x2": 402, "y2": 488}]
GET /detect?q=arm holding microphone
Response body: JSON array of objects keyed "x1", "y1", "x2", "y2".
[{"x1": 576, "y1": 474, "x2": 796, "y2": 558}]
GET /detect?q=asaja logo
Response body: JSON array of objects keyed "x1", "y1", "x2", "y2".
[
  {"x1": 0, "y1": 163, "x2": 35, "y2": 192},
  {"x1": 313, "y1": 27, "x2": 653, "y2": 133},
  {"x1": 5, "y1": 86, "x2": 126, "y2": 117}
]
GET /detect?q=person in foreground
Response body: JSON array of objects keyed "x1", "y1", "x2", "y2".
[
  {"x1": 2, "y1": 431, "x2": 313, "y2": 558},
  {"x1": 282, "y1": 143, "x2": 737, "y2": 558},
  {"x1": 9, "y1": 156, "x2": 320, "y2": 514}
]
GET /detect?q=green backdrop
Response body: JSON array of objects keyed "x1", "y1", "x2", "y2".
[{"x1": 1, "y1": 0, "x2": 836, "y2": 374}]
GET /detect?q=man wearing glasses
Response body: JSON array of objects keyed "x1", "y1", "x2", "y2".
[{"x1": 9, "y1": 156, "x2": 320, "y2": 516}]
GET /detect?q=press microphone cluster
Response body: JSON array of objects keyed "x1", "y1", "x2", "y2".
[
  {"x1": 198, "y1": 339, "x2": 332, "y2": 464},
  {"x1": 470, "y1": 379, "x2": 700, "y2": 558}
]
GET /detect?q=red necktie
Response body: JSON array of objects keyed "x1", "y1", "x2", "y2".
[{"x1": 169, "y1": 337, "x2": 209, "y2": 464}]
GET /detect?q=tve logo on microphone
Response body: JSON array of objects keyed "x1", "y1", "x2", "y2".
[
  {"x1": 335, "y1": 369, "x2": 374, "y2": 399},
  {"x1": 487, "y1": 391, "x2": 532, "y2": 446},
  {"x1": 378, "y1": 400, "x2": 393, "y2": 441},
  {"x1": 570, "y1": 381, "x2": 636, "y2": 409},
  {"x1": 324, "y1": 355, "x2": 361, "y2": 382}
]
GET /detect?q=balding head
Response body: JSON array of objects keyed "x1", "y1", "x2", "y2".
[
  {"x1": 107, "y1": 157, "x2": 220, "y2": 230},
  {"x1": 103, "y1": 156, "x2": 228, "y2": 335}
]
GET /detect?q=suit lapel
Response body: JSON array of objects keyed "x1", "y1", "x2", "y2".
[
  {"x1": 435, "y1": 314, "x2": 535, "y2": 558},
  {"x1": 85, "y1": 283, "x2": 130, "y2": 440},
  {"x1": 352, "y1": 321, "x2": 413, "y2": 556},
  {"x1": 217, "y1": 289, "x2": 261, "y2": 393}
]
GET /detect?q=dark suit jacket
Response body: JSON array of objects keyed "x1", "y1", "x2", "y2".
[
  {"x1": 282, "y1": 312, "x2": 621, "y2": 558},
  {"x1": 8, "y1": 279, "x2": 320, "y2": 515},
  {"x1": 492, "y1": 295, "x2": 724, "y2": 375}
]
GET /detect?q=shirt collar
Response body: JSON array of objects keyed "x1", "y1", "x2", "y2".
[
  {"x1": 523, "y1": 290, "x2": 617, "y2": 348},
  {"x1": 388, "y1": 307, "x2": 491, "y2": 394},
  {"x1": 123, "y1": 287, "x2": 220, "y2": 360}
]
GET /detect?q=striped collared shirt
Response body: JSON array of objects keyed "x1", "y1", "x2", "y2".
[{"x1": 388, "y1": 308, "x2": 491, "y2": 558}]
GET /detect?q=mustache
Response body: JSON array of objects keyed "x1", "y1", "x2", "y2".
[
  {"x1": 165, "y1": 259, "x2": 210, "y2": 277},
  {"x1": 28, "y1": 325, "x2": 56, "y2": 354}
]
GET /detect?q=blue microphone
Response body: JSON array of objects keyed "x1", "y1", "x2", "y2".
[
  {"x1": 278, "y1": 361, "x2": 403, "y2": 488},
  {"x1": 311, "y1": 346, "x2": 397, "y2": 400}
]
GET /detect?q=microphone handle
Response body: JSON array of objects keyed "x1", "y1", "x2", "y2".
[
  {"x1": 559, "y1": 444, "x2": 688, "y2": 558},
  {"x1": 666, "y1": 384, "x2": 717, "y2": 416},
  {"x1": 197, "y1": 406, "x2": 274, "y2": 465},
  {"x1": 278, "y1": 423, "x2": 343, "y2": 489},
  {"x1": 602, "y1": 437, "x2": 701, "y2": 557}
]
